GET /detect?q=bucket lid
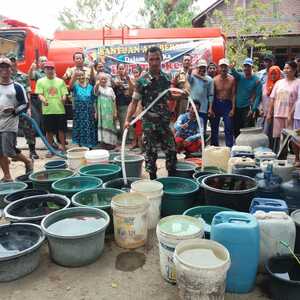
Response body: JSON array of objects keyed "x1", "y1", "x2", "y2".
[
  {"x1": 111, "y1": 192, "x2": 150, "y2": 210},
  {"x1": 158, "y1": 215, "x2": 205, "y2": 238},
  {"x1": 85, "y1": 149, "x2": 109, "y2": 160}
]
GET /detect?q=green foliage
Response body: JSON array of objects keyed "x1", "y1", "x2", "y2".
[
  {"x1": 58, "y1": 0, "x2": 126, "y2": 30},
  {"x1": 207, "y1": 0, "x2": 288, "y2": 67},
  {"x1": 140, "y1": 0, "x2": 196, "y2": 28}
]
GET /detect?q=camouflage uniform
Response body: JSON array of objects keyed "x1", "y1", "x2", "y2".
[
  {"x1": 133, "y1": 71, "x2": 177, "y2": 176},
  {"x1": 12, "y1": 71, "x2": 36, "y2": 146}
]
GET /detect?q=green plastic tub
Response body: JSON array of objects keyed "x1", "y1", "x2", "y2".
[
  {"x1": 156, "y1": 177, "x2": 199, "y2": 217},
  {"x1": 29, "y1": 169, "x2": 74, "y2": 192},
  {"x1": 183, "y1": 205, "x2": 235, "y2": 238},
  {"x1": 71, "y1": 188, "x2": 124, "y2": 233},
  {"x1": 51, "y1": 176, "x2": 103, "y2": 198},
  {"x1": 0, "y1": 182, "x2": 28, "y2": 208},
  {"x1": 174, "y1": 161, "x2": 197, "y2": 179},
  {"x1": 79, "y1": 164, "x2": 121, "y2": 182},
  {"x1": 113, "y1": 154, "x2": 144, "y2": 178}
]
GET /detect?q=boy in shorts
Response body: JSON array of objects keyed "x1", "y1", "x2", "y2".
[{"x1": 35, "y1": 61, "x2": 68, "y2": 157}]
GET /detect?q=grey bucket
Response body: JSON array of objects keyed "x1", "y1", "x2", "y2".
[
  {"x1": 113, "y1": 154, "x2": 144, "y2": 178},
  {"x1": 41, "y1": 207, "x2": 110, "y2": 267}
]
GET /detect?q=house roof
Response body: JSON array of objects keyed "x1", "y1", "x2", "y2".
[{"x1": 192, "y1": 0, "x2": 224, "y2": 26}]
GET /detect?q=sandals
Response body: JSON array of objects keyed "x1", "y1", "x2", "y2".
[{"x1": 0, "y1": 178, "x2": 13, "y2": 182}]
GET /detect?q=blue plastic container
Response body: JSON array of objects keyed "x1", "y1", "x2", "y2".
[
  {"x1": 211, "y1": 211, "x2": 260, "y2": 293},
  {"x1": 250, "y1": 198, "x2": 288, "y2": 214}
]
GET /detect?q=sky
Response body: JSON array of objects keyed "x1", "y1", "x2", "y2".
[{"x1": 1, "y1": 0, "x2": 216, "y2": 37}]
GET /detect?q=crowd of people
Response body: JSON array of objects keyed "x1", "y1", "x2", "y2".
[{"x1": 1, "y1": 46, "x2": 300, "y2": 181}]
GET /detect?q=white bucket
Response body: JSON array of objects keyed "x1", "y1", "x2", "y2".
[
  {"x1": 67, "y1": 147, "x2": 89, "y2": 171},
  {"x1": 85, "y1": 149, "x2": 109, "y2": 165},
  {"x1": 156, "y1": 215, "x2": 205, "y2": 283},
  {"x1": 111, "y1": 192, "x2": 150, "y2": 249},
  {"x1": 131, "y1": 179, "x2": 163, "y2": 229},
  {"x1": 174, "y1": 239, "x2": 231, "y2": 300}
]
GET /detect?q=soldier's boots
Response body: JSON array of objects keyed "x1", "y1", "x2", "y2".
[{"x1": 29, "y1": 144, "x2": 39, "y2": 160}]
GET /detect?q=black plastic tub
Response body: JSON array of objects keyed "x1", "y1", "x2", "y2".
[
  {"x1": 202, "y1": 174, "x2": 257, "y2": 212},
  {"x1": 266, "y1": 254, "x2": 300, "y2": 300},
  {"x1": 16, "y1": 173, "x2": 33, "y2": 189},
  {"x1": 102, "y1": 177, "x2": 140, "y2": 192},
  {"x1": 3, "y1": 189, "x2": 48, "y2": 206}
]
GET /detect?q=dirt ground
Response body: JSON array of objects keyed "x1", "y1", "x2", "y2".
[{"x1": 0, "y1": 141, "x2": 272, "y2": 300}]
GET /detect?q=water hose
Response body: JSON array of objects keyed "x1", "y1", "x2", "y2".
[
  {"x1": 280, "y1": 240, "x2": 300, "y2": 266},
  {"x1": 20, "y1": 112, "x2": 67, "y2": 159},
  {"x1": 121, "y1": 88, "x2": 204, "y2": 185}
]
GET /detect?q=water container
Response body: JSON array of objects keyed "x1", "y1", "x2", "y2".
[
  {"x1": 44, "y1": 160, "x2": 67, "y2": 170},
  {"x1": 255, "y1": 172, "x2": 282, "y2": 199},
  {"x1": 232, "y1": 165, "x2": 262, "y2": 178},
  {"x1": 255, "y1": 151, "x2": 276, "y2": 166},
  {"x1": 156, "y1": 215, "x2": 205, "y2": 283},
  {"x1": 227, "y1": 157, "x2": 256, "y2": 173},
  {"x1": 254, "y1": 211, "x2": 296, "y2": 273},
  {"x1": 131, "y1": 179, "x2": 163, "y2": 229},
  {"x1": 281, "y1": 171, "x2": 300, "y2": 212},
  {"x1": 231, "y1": 145, "x2": 254, "y2": 158},
  {"x1": 114, "y1": 154, "x2": 144, "y2": 178},
  {"x1": 111, "y1": 192, "x2": 150, "y2": 249},
  {"x1": 202, "y1": 146, "x2": 230, "y2": 173},
  {"x1": 291, "y1": 210, "x2": 300, "y2": 254},
  {"x1": 261, "y1": 160, "x2": 295, "y2": 182},
  {"x1": 85, "y1": 149, "x2": 109, "y2": 165},
  {"x1": 250, "y1": 198, "x2": 289, "y2": 214},
  {"x1": 211, "y1": 211, "x2": 260, "y2": 293},
  {"x1": 66, "y1": 147, "x2": 88, "y2": 171},
  {"x1": 174, "y1": 161, "x2": 197, "y2": 179},
  {"x1": 173, "y1": 239, "x2": 231, "y2": 300}
]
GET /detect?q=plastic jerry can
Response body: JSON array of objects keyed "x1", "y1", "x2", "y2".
[
  {"x1": 254, "y1": 211, "x2": 296, "y2": 272},
  {"x1": 227, "y1": 157, "x2": 256, "y2": 173},
  {"x1": 250, "y1": 198, "x2": 288, "y2": 214},
  {"x1": 211, "y1": 211, "x2": 260, "y2": 293}
]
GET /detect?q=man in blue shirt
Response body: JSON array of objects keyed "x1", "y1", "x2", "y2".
[
  {"x1": 174, "y1": 102, "x2": 201, "y2": 155},
  {"x1": 231, "y1": 58, "x2": 262, "y2": 137},
  {"x1": 188, "y1": 59, "x2": 214, "y2": 137}
]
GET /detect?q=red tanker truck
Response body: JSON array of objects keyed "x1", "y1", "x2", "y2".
[{"x1": 0, "y1": 18, "x2": 225, "y2": 78}]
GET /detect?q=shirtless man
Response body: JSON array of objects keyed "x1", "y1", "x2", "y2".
[{"x1": 210, "y1": 58, "x2": 236, "y2": 147}]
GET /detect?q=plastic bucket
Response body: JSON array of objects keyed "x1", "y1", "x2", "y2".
[
  {"x1": 45, "y1": 160, "x2": 67, "y2": 170},
  {"x1": 174, "y1": 161, "x2": 197, "y2": 179},
  {"x1": 15, "y1": 173, "x2": 33, "y2": 189},
  {"x1": 29, "y1": 169, "x2": 75, "y2": 192},
  {"x1": 103, "y1": 177, "x2": 140, "y2": 192},
  {"x1": 291, "y1": 210, "x2": 300, "y2": 254},
  {"x1": 131, "y1": 179, "x2": 164, "y2": 229},
  {"x1": 155, "y1": 177, "x2": 199, "y2": 216},
  {"x1": 266, "y1": 254, "x2": 300, "y2": 300},
  {"x1": 41, "y1": 207, "x2": 110, "y2": 267},
  {"x1": 79, "y1": 164, "x2": 121, "y2": 183},
  {"x1": 66, "y1": 147, "x2": 89, "y2": 171},
  {"x1": 85, "y1": 149, "x2": 109, "y2": 165},
  {"x1": 156, "y1": 215, "x2": 205, "y2": 283},
  {"x1": 183, "y1": 205, "x2": 235, "y2": 239},
  {"x1": 3, "y1": 189, "x2": 48, "y2": 206},
  {"x1": 202, "y1": 174, "x2": 258, "y2": 212},
  {"x1": 51, "y1": 176, "x2": 103, "y2": 198},
  {"x1": 111, "y1": 192, "x2": 150, "y2": 249},
  {"x1": 174, "y1": 239, "x2": 231, "y2": 299},
  {"x1": 0, "y1": 182, "x2": 28, "y2": 209},
  {"x1": 114, "y1": 154, "x2": 144, "y2": 178}
]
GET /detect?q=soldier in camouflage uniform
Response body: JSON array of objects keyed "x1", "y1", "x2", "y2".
[
  {"x1": 9, "y1": 54, "x2": 39, "y2": 159},
  {"x1": 124, "y1": 46, "x2": 178, "y2": 180}
]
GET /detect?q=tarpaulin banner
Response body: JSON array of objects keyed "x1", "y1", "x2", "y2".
[{"x1": 84, "y1": 40, "x2": 212, "y2": 76}]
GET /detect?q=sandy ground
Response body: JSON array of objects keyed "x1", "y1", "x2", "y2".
[{"x1": 0, "y1": 138, "x2": 272, "y2": 300}]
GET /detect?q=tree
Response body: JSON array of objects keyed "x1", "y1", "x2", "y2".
[
  {"x1": 206, "y1": 0, "x2": 288, "y2": 67},
  {"x1": 140, "y1": 0, "x2": 196, "y2": 28},
  {"x1": 58, "y1": 0, "x2": 127, "y2": 30}
]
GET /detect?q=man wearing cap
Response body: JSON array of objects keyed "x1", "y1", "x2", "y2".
[
  {"x1": 0, "y1": 57, "x2": 34, "y2": 181},
  {"x1": 8, "y1": 54, "x2": 39, "y2": 159},
  {"x1": 35, "y1": 61, "x2": 68, "y2": 157},
  {"x1": 257, "y1": 54, "x2": 276, "y2": 85},
  {"x1": 188, "y1": 59, "x2": 214, "y2": 138},
  {"x1": 231, "y1": 58, "x2": 262, "y2": 137},
  {"x1": 210, "y1": 58, "x2": 235, "y2": 147}
]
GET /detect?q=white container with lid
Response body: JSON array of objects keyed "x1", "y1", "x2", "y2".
[{"x1": 84, "y1": 149, "x2": 109, "y2": 165}]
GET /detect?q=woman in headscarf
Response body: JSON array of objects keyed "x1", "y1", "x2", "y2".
[{"x1": 259, "y1": 66, "x2": 281, "y2": 148}]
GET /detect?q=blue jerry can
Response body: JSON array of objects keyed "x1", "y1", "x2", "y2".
[
  {"x1": 249, "y1": 197, "x2": 288, "y2": 214},
  {"x1": 211, "y1": 211, "x2": 259, "y2": 293}
]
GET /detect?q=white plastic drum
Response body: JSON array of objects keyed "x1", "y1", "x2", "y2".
[
  {"x1": 67, "y1": 147, "x2": 89, "y2": 171},
  {"x1": 156, "y1": 215, "x2": 205, "y2": 283},
  {"x1": 85, "y1": 149, "x2": 109, "y2": 165},
  {"x1": 174, "y1": 239, "x2": 230, "y2": 300},
  {"x1": 131, "y1": 179, "x2": 163, "y2": 229},
  {"x1": 111, "y1": 192, "x2": 150, "y2": 249}
]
